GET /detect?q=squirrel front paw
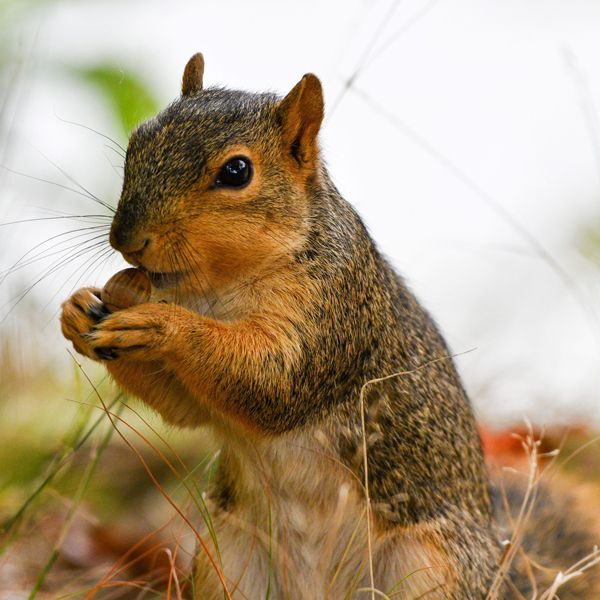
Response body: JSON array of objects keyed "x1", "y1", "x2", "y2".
[
  {"x1": 83, "y1": 303, "x2": 187, "y2": 362},
  {"x1": 60, "y1": 287, "x2": 113, "y2": 360}
]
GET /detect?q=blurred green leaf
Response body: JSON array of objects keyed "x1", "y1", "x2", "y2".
[
  {"x1": 73, "y1": 64, "x2": 159, "y2": 138},
  {"x1": 578, "y1": 219, "x2": 600, "y2": 266}
]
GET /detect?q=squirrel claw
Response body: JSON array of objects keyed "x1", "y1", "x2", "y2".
[
  {"x1": 87, "y1": 303, "x2": 109, "y2": 323},
  {"x1": 95, "y1": 347, "x2": 118, "y2": 361}
]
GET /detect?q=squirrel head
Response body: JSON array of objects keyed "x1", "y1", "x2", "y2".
[{"x1": 110, "y1": 52, "x2": 324, "y2": 297}]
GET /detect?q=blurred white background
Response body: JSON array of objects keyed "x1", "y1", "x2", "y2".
[{"x1": 1, "y1": 0, "x2": 600, "y2": 426}]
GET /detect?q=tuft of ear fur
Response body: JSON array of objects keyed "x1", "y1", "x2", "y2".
[
  {"x1": 182, "y1": 53, "x2": 205, "y2": 96},
  {"x1": 277, "y1": 74, "x2": 324, "y2": 167}
]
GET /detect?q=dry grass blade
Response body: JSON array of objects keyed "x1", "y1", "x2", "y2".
[
  {"x1": 486, "y1": 424, "x2": 542, "y2": 599},
  {"x1": 355, "y1": 588, "x2": 392, "y2": 599},
  {"x1": 67, "y1": 352, "x2": 233, "y2": 600},
  {"x1": 538, "y1": 546, "x2": 600, "y2": 600},
  {"x1": 358, "y1": 377, "x2": 376, "y2": 600}
]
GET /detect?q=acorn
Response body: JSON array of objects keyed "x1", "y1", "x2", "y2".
[{"x1": 101, "y1": 268, "x2": 151, "y2": 312}]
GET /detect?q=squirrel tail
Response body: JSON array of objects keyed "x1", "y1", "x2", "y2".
[{"x1": 491, "y1": 474, "x2": 600, "y2": 598}]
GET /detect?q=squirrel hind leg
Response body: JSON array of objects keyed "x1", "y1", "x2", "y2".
[{"x1": 370, "y1": 533, "x2": 458, "y2": 599}]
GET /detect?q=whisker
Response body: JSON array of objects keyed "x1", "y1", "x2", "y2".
[
  {"x1": 21, "y1": 205, "x2": 112, "y2": 219},
  {"x1": 167, "y1": 246, "x2": 184, "y2": 323},
  {"x1": 171, "y1": 243, "x2": 199, "y2": 309},
  {"x1": 178, "y1": 241, "x2": 215, "y2": 316},
  {"x1": 39, "y1": 238, "x2": 110, "y2": 288},
  {"x1": 54, "y1": 114, "x2": 127, "y2": 154},
  {"x1": 54, "y1": 245, "x2": 115, "y2": 307},
  {"x1": 44, "y1": 246, "x2": 117, "y2": 327},
  {"x1": 167, "y1": 246, "x2": 181, "y2": 307},
  {"x1": 179, "y1": 238, "x2": 219, "y2": 319},
  {"x1": 34, "y1": 150, "x2": 116, "y2": 214},
  {"x1": 1, "y1": 239, "x2": 110, "y2": 319},
  {"x1": 261, "y1": 222, "x2": 302, "y2": 256},
  {"x1": 102, "y1": 148, "x2": 125, "y2": 181},
  {"x1": 43, "y1": 246, "x2": 111, "y2": 311},
  {"x1": 0, "y1": 234, "x2": 109, "y2": 283},
  {"x1": 104, "y1": 144, "x2": 126, "y2": 161},
  {"x1": 0, "y1": 228, "x2": 109, "y2": 282},
  {"x1": 0, "y1": 164, "x2": 115, "y2": 213},
  {"x1": 0, "y1": 214, "x2": 112, "y2": 227},
  {"x1": 41, "y1": 244, "x2": 114, "y2": 324}
]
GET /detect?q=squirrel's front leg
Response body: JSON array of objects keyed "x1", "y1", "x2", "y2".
[
  {"x1": 104, "y1": 360, "x2": 210, "y2": 427},
  {"x1": 61, "y1": 290, "x2": 208, "y2": 426},
  {"x1": 86, "y1": 303, "x2": 301, "y2": 432}
]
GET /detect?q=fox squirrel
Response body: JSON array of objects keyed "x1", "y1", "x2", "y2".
[{"x1": 60, "y1": 53, "x2": 600, "y2": 598}]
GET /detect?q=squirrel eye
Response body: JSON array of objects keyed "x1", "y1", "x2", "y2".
[{"x1": 214, "y1": 156, "x2": 253, "y2": 188}]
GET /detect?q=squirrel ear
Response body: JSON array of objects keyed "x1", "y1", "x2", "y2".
[
  {"x1": 182, "y1": 53, "x2": 205, "y2": 96},
  {"x1": 277, "y1": 74, "x2": 324, "y2": 166}
]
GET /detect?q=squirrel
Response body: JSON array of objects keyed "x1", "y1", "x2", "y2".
[{"x1": 60, "y1": 53, "x2": 600, "y2": 598}]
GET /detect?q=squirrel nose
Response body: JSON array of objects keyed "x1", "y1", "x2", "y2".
[{"x1": 110, "y1": 225, "x2": 151, "y2": 259}]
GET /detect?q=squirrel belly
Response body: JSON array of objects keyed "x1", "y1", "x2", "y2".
[{"x1": 59, "y1": 53, "x2": 600, "y2": 598}]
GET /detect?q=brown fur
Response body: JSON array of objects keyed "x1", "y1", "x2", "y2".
[{"x1": 60, "y1": 54, "x2": 600, "y2": 598}]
